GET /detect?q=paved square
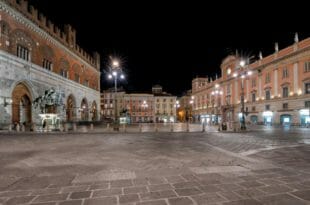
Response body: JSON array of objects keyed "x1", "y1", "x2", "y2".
[{"x1": 0, "y1": 128, "x2": 310, "y2": 204}]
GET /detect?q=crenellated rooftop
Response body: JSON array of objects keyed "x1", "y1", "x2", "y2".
[{"x1": 2, "y1": 0, "x2": 100, "y2": 70}]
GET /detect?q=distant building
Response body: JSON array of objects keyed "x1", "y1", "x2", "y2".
[
  {"x1": 152, "y1": 85, "x2": 177, "y2": 123},
  {"x1": 100, "y1": 85, "x2": 178, "y2": 123},
  {"x1": 100, "y1": 88, "x2": 125, "y2": 121}
]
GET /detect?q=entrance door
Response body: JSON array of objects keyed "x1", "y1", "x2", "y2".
[{"x1": 12, "y1": 83, "x2": 32, "y2": 124}]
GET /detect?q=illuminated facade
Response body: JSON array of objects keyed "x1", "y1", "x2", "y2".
[
  {"x1": 192, "y1": 36, "x2": 310, "y2": 128},
  {"x1": 0, "y1": 0, "x2": 101, "y2": 127}
]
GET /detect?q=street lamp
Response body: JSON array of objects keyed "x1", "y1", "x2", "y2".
[
  {"x1": 141, "y1": 100, "x2": 149, "y2": 122},
  {"x1": 174, "y1": 100, "x2": 180, "y2": 122},
  {"x1": 233, "y1": 60, "x2": 252, "y2": 130},
  {"x1": 107, "y1": 58, "x2": 125, "y2": 131},
  {"x1": 211, "y1": 84, "x2": 223, "y2": 127}
]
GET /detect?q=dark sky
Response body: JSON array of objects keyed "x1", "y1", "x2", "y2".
[{"x1": 26, "y1": 0, "x2": 309, "y2": 96}]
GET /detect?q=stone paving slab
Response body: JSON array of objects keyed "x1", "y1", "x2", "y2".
[{"x1": 0, "y1": 131, "x2": 310, "y2": 204}]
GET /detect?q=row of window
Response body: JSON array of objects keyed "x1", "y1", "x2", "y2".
[
  {"x1": 156, "y1": 99, "x2": 175, "y2": 103},
  {"x1": 246, "y1": 101, "x2": 310, "y2": 113},
  {"x1": 15, "y1": 45, "x2": 95, "y2": 89}
]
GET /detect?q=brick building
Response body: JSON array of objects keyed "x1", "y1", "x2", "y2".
[
  {"x1": 191, "y1": 35, "x2": 310, "y2": 128},
  {"x1": 0, "y1": 0, "x2": 101, "y2": 127}
]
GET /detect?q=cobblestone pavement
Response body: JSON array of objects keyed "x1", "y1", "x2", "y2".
[{"x1": 0, "y1": 129, "x2": 310, "y2": 205}]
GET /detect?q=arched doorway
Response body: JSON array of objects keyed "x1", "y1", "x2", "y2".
[
  {"x1": 81, "y1": 98, "x2": 88, "y2": 121},
  {"x1": 91, "y1": 101, "x2": 97, "y2": 121},
  {"x1": 66, "y1": 95, "x2": 76, "y2": 122},
  {"x1": 12, "y1": 83, "x2": 32, "y2": 124}
]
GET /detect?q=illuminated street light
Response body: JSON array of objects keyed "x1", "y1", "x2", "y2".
[
  {"x1": 107, "y1": 57, "x2": 125, "y2": 131},
  {"x1": 233, "y1": 59, "x2": 253, "y2": 131}
]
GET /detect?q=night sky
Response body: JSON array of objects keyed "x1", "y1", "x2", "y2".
[{"x1": 26, "y1": 0, "x2": 309, "y2": 96}]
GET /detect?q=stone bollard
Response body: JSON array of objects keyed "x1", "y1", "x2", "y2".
[
  {"x1": 73, "y1": 123, "x2": 77, "y2": 132},
  {"x1": 139, "y1": 124, "x2": 142, "y2": 132},
  {"x1": 8, "y1": 124, "x2": 12, "y2": 132},
  {"x1": 16, "y1": 124, "x2": 20, "y2": 132},
  {"x1": 155, "y1": 123, "x2": 158, "y2": 132},
  {"x1": 170, "y1": 123, "x2": 174, "y2": 132},
  {"x1": 64, "y1": 123, "x2": 68, "y2": 132},
  {"x1": 82, "y1": 126, "x2": 87, "y2": 133},
  {"x1": 21, "y1": 124, "x2": 25, "y2": 132},
  {"x1": 107, "y1": 123, "x2": 110, "y2": 131},
  {"x1": 90, "y1": 123, "x2": 94, "y2": 131},
  {"x1": 31, "y1": 124, "x2": 36, "y2": 132},
  {"x1": 123, "y1": 124, "x2": 126, "y2": 132},
  {"x1": 186, "y1": 122, "x2": 189, "y2": 132},
  {"x1": 202, "y1": 123, "x2": 205, "y2": 132}
]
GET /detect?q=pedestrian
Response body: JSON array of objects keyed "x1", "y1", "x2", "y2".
[{"x1": 42, "y1": 120, "x2": 47, "y2": 129}]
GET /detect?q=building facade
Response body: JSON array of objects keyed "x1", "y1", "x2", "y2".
[
  {"x1": 124, "y1": 94, "x2": 154, "y2": 123},
  {"x1": 0, "y1": 0, "x2": 101, "y2": 127},
  {"x1": 100, "y1": 90, "x2": 125, "y2": 121},
  {"x1": 100, "y1": 86, "x2": 178, "y2": 123},
  {"x1": 191, "y1": 36, "x2": 310, "y2": 128}
]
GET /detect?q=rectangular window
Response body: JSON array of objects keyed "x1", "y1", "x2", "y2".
[
  {"x1": 305, "y1": 83, "x2": 310, "y2": 94},
  {"x1": 42, "y1": 59, "x2": 52, "y2": 71},
  {"x1": 60, "y1": 69, "x2": 68, "y2": 78},
  {"x1": 252, "y1": 106, "x2": 256, "y2": 111},
  {"x1": 283, "y1": 87, "x2": 289, "y2": 98},
  {"x1": 252, "y1": 93, "x2": 256, "y2": 102},
  {"x1": 17, "y1": 45, "x2": 30, "y2": 61},
  {"x1": 265, "y1": 72, "x2": 271, "y2": 83},
  {"x1": 252, "y1": 79, "x2": 256, "y2": 88},
  {"x1": 84, "y1": 80, "x2": 89, "y2": 87},
  {"x1": 304, "y1": 62, "x2": 310, "y2": 72},
  {"x1": 283, "y1": 103, "x2": 288, "y2": 110},
  {"x1": 265, "y1": 90, "x2": 271, "y2": 100},
  {"x1": 265, "y1": 105, "x2": 270, "y2": 110},
  {"x1": 305, "y1": 101, "x2": 310, "y2": 108},
  {"x1": 282, "y1": 67, "x2": 289, "y2": 79},
  {"x1": 74, "y1": 73, "x2": 80, "y2": 83}
]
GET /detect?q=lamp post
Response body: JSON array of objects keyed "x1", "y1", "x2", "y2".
[
  {"x1": 107, "y1": 59, "x2": 125, "y2": 131},
  {"x1": 141, "y1": 100, "x2": 148, "y2": 122},
  {"x1": 189, "y1": 96, "x2": 194, "y2": 123},
  {"x1": 211, "y1": 84, "x2": 223, "y2": 129},
  {"x1": 233, "y1": 60, "x2": 252, "y2": 131},
  {"x1": 174, "y1": 100, "x2": 180, "y2": 122}
]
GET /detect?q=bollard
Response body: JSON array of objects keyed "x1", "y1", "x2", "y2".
[
  {"x1": 73, "y1": 123, "x2": 77, "y2": 132},
  {"x1": 107, "y1": 123, "x2": 110, "y2": 131},
  {"x1": 82, "y1": 126, "x2": 87, "y2": 133},
  {"x1": 139, "y1": 124, "x2": 142, "y2": 132},
  {"x1": 186, "y1": 122, "x2": 189, "y2": 132},
  {"x1": 16, "y1": 124, "x2": 20, "y2": 132},
  {"x1": 155, "y1": 123, "x2": 158, "y2": 132},
  {"x1": 90, "y1": 123, "x2": 94, "y2": 131},
  {"x1": 202, "y1": 122, "x2": 205, "y2": 132},
  {"x1": 170, "y1": 123, "x2": 174, "y2": 132},
  {"x1": 8, "y1": 124, "x2": 12, "y2": 132},
  {"x1": 31, "y1": 123, "x2": 36, "y2": 132},
  {"x1": 46, "y1": 124, "x2": 49, "y2": 132},
  {"x1": 123, "y1": 124, "x2": 126, "y2": 132},
  {"x1": 64, "y1": 123, "x2": 68, "y2": 132}
]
